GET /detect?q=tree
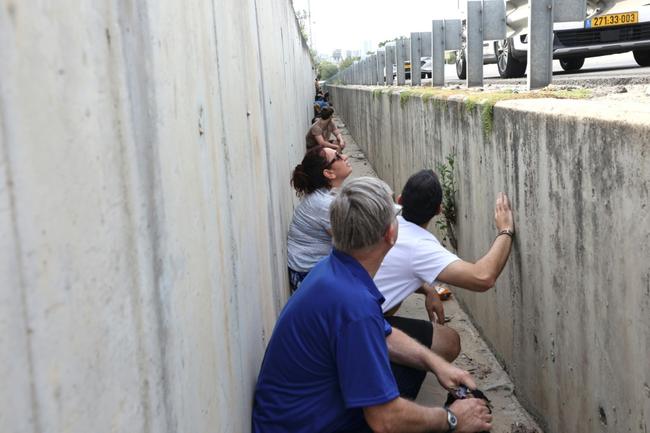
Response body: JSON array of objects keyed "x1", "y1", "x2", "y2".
[
  {"x1": 295, "y1": 9, "x2": 309, "y2": 43},
  {"x1": 318, "y1": 61, "x2": 339, "y2": 80},
  {"x1": 339, "y1": 56, "x2": 360, "y2": 70}
]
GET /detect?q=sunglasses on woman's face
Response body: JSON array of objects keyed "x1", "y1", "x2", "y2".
[{"x1": 325, "y1": 152, "x2": 343, "y2": 168}]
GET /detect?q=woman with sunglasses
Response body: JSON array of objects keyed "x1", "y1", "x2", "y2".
[{"x1": 287, "y1": 145, "x2": 352, "y2": 292}]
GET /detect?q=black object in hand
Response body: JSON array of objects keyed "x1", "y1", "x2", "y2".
[{"x1": 444, "y1": 385, "x2": 493, "y2": 433}]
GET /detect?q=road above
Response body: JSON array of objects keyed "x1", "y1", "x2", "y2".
[{"x1": 439, "y1": 52, "x2": 650, "y2": 86}]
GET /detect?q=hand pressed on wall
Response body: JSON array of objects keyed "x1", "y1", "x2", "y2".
[{"x1": 494, "y1": 192, "x2": 514, "y2": 232}]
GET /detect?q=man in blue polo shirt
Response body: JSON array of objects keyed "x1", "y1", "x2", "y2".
[{"x1": 252, "y1": 177, "x2": 492, "y2": 433}]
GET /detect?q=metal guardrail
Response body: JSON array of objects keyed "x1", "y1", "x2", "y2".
[{"x1": 330, "y1": 0, "x2": 587, "y2": 90}]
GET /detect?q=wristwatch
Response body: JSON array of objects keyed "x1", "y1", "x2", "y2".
[{"x1": 445, "y1": 408, "x2": 458, "y2": 432}]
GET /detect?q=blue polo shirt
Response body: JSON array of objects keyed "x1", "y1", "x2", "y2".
[{"x1": 252, "y1": 250, "x2": 399, "y2": 433}]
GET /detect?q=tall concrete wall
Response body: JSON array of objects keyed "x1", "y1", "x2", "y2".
[
  {"x1": 330, "y1": 86, "x2": 650, "y2": 433},
  {"x1": 0, "y1": 2, "x2": 313, "y2": 432}
]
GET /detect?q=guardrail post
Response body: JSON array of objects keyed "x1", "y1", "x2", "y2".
[
  {"x1": 410, "y1": 32, "x2": 423, "y2": 86},
  {"x1": 358, "y1": 61, "x2": 362, "y2": 85},
  {"x1": 528, "y1": 0, "x2": 586, "y2": 89},
  {"x1": 396, "y1": 37, "x2": 409, "y2": 85},
  {"x1": 528, "y1": 0, "x2": 553, "y2": 89},
  {"x1": 421, "y1": 31, "x2": 432, "y2": 62},
  {"x1": 444, "y1": 19, "x2": 463, "y2": 51},
  {"x1": 357, "y1": 61, "x2": 362, "y2": 84},
  {"x1": 385, "y1": 45, "x2": 396, "y2": 85},
  {"x1": 363, "y1": 58, "x2": 370, "y2": 85},
  {"x1": 432, "y1": 20, "x2": 445, "y2": 86},
  {"x1": 377, "y1": 50, "x2": 386, "y2": 85},
  {"x1": 466, "y1": 0, "x2": 483, "y2": 87},
  {"x1": 370, "y1": 54, "x2": 379, "y2": 85},
  {"x1": 554, "y1": 0, "x2": 586, "y2": 21},
  {"x1": 483, "y1": 0, "x2": 507, "y2": 40}
]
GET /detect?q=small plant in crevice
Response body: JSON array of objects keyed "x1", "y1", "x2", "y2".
[
  {"x1": 481, "y1": 103, "x2": 495, "y2": 135},
  {"x1": 399, "y1": 90, "x2": 414, "y2": 108},
  {"x1": 435, "y1": 153, "x2": 458, "y2": 252}
]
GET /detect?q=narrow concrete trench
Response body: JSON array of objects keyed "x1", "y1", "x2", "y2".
[{"x1": 337, "y1": 115, "x2": 542, "y2": 433}]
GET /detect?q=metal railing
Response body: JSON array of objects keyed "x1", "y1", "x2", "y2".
[{"x1": 330, "y1": 0, "x2": 588, "y2": 90}]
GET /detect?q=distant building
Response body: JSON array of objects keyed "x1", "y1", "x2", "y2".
[
  {"x1": 332, "y1": 49, "x2": 342, "y2": 63},
  {"x1": 345, "y1": 50, "x2": 353, "y2": 59},
  {"x1": 361, "y1": 40, "x2": 373, "y2": 56}
]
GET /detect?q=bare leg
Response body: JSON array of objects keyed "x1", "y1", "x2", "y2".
[{"x1": 431, "y1": 323, "x2": 461, "y2": 362}]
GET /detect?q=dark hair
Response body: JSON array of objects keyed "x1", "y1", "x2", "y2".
[
  {"x1": 400, "y1": 169, "x2": 443, "y2": 225},
  {"x1": 290, "y1": 146, "x2": 331, "y2": 197},
  {"x1": 320, "y1": 107, "x2": 334, "y2": 120}
]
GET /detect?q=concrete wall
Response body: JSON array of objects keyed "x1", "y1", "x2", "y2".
[
  {"x1": 0, "y1": 1, "x2": 313, "y2": 432},
  {"x1": 330, "y1": 86, "x2": 650, "y2": 433}
]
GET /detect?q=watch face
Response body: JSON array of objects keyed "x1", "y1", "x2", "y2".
[{"x1": 447, "y1": 410, "x2": 458, "y2": 430}]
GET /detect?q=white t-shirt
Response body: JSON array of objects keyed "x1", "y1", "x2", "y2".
[{"x1": 374, "y1": 216, "x2": 460, "y2": 312}]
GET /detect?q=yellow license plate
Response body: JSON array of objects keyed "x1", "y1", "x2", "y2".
[{"x1": 590, "y1": 12, "x2": 638, "y2": 28}]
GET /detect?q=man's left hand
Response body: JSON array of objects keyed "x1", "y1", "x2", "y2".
[{"x1": 434, "y1": 362, "x2": 476, "y2": 391}]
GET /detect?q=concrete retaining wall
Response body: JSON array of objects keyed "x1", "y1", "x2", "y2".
[
  {"x1": 330, "y1": 85, "x2": 650, "y2": 433},
  {"x1": 0, "y1": 1, "x2": 313, "y2": 432}
]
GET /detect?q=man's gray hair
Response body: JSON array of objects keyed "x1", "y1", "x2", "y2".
[{"x1": 330, "y1": 177, "x2": 395, "y2": 253}]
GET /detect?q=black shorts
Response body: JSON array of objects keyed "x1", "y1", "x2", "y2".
[
  {"x1": 385, "y1": 316, "x2": 434, "y2": 401},
  {"x1": 339, "y1": 317, "x2": 433, "y2": 432}
]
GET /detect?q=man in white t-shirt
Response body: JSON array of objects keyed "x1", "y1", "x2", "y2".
[{"x1": 375, "y1": 169, "x2": 514, "y2": 389}]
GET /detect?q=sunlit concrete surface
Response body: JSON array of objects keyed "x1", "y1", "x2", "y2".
[{"x1": 0, "y1": 2, "x2": 313, "y2": 432}]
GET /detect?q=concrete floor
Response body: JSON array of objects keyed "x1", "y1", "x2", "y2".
[{"x1": 337, "y1": 115, "x2": 543, "y2": 433}]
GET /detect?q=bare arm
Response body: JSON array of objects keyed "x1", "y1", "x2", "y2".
[
  {"x1": 332, "y1": 128, "x2": 345, "y2": 148},
  {"x1": 364, "y1": 397, "x2": 492, "y2": 433},
  {"x1": 363, "y1": 398, "x2": 447, "y2": 433},
  {"x1": 437, "y1": 192, "x2": 514, "y2": 292},
  {"x1": 314, "y1": 133, "x2": 340, "y2": 150}
]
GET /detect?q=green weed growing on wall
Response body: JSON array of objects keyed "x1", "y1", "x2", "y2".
[
  {"x1": 399, "y1": 90, "x2": 415, "y2": 108},
  {"x1": 435, "y1": 154, "x2": 458, "y2": 251}
]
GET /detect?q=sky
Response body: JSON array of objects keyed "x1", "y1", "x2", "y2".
[{"x1": 292, "y1": 0, "x2": 463, "y2": 56}]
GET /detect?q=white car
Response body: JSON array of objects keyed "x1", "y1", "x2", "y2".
[{"x1": 456, "y1": 0, "x2": 650, "y2": 78}]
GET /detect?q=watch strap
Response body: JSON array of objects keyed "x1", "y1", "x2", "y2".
[{"x1": 497, "y1": 228, "x2": 514, "y2": 239}]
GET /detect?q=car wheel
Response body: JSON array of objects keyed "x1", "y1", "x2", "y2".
[
  {"x1": 559, "y1": 57, "x2": 585, "y2": 72},
  {"x1": 633, "y1": 49, "x2": 650, "y2": 66},
  {"x1": 495, "y1": 39, "x2": 527, "y2": 78},
  {"x1": 456, "y1": 49, "x2": 467, "y2": 79}
]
